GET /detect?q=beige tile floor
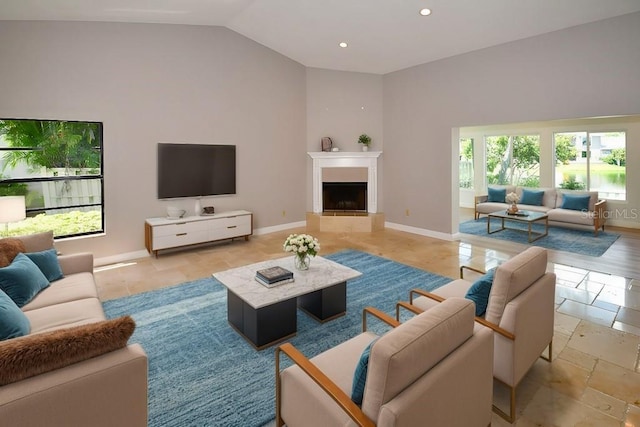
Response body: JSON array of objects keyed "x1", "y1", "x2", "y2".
[{"x1": 94, "y1": 226, "x2": 640, "y2": 426}]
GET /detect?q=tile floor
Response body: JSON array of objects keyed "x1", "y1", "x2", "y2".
[{"x1": 94, "y1": 227, "x2": 640, "y2": 426}]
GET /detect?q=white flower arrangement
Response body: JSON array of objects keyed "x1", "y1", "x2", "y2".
[
  {"x1": 283, "y1": 233, "x2": 320, "y2": 258},
  {"x1": 505, "y1": 192, "x2": 520, "y2": 204}
]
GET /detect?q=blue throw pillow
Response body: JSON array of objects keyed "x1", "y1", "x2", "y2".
[
  {"x1": 351, "y1": 338, "x2": 377, "y2": 406},
  {"x1": 520, "y1": 189, "x2": 545, "y2": 206},
  {"x1": 561, "y1": 194, "x2": 590, "y2": 211},
  {"x1": 0, "y1": 289, "x2": 30, "y2": 340},
  {"x1": 487, "y1": 187, "x2": 506, "y2": 203},
  {"x1": 465, "y1": 268, "x2": 496, "y2": 317},
  {"x1": 0, "y1": 253, "x2": 50, "y2": 308},
  {"x1": 25, "y1": 248, "x2": 64, "y2": 282}
]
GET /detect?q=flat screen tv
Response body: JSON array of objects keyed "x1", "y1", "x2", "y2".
[{"x1": 157, "y1": 143, "x2": 236, "y2": 199}]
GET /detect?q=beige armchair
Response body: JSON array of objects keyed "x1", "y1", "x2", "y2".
[
  {"x1": 397, "y1": 246, "x2": 556, "y2": 422},
  {"x1": 275, "y1": 298, "x2": 494, "y2": 427}
]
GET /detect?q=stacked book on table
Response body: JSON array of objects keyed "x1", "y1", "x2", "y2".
[{"x1": 255, "y1": 266, "x2": 294, "y2": 288}]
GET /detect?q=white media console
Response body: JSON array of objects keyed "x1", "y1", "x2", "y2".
[{"x1": 145, "y1": 210, "x2": 253, "y2": 257}]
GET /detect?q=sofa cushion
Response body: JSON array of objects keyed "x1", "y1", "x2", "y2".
[
  {"x1": 488, "y1": 187, "x2": 506, "y2": 203},
  {"x1": 547, "y1": 209, "x2": 595, "y2": 226},
  {"x1": 520, "y1": 189, "x2": 545, "y2": 206},
  {"x1": 21, "y1": 272, "x2": 99, "y2": 312},
  {"x1": 362, "y1": 298, "x2": 474, "y2": 420},
  {"x1": 17, "y1": 230, "x2": 55, "y2": 253},
  {"x1": 485, "y1": 247, "x2": 548, "y2": 325},
  {"x1": 475, "y1": 202, "x2": 509, "y2": 215},
  {"x1": 25, "y1": 248, "x2": 64, "y2": 282},
  {"x1": 0, "y1": 316, "x2": 135, "y2": 386},
  {"x1": 0, "y1": 238, "x2": 26, "y2": 268},
  {"x1": 560, "y1": 194, "x2": 590, "y2": 211},
  {"x1": 280, "y1": 332, "x2": 377, "y2": 426},
  {"x1": 0, "y1": 289, "x2": 30, "y2": 340},
  {"x1": 465, "y1": 268, "x2": 496, "y2": 316},
  {"x1": 0, "y1": 253, "x2": 50, "y2": 308},
  {"x1": 25, "y1": 298, "x2": 106, "y2": 334}
]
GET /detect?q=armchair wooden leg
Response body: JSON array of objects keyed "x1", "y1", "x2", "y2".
[
  {"x1": 492, "y1": 382, "x2": 516, "y2": 423},
  {"x1": 541, "y1": 340, "x2": 552, "y2": 362}
]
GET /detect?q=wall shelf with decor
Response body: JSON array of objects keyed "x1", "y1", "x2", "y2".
[{"x1": 144, "y1": 210, "x2": 253, "y2": 257}]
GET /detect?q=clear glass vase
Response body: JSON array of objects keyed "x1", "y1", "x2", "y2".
[{"x1": 294, "y1": 254, "x2": 311, "y2": 270}]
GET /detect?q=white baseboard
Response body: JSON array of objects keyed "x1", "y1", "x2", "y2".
[
  {"x1": 95, "y1": 250, "x2": 149, "y2": 267},
  {"x1": 385, "y1": 222, "x2": 455, "y2": 241},
  {"x1": 607, "y1": 218, "x2": 640, "y2": 229},
  {"x1": 253, "y1": 221, "x2": 306, "y2": 235}
]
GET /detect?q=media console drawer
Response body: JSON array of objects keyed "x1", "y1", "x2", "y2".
[
  {"x1": 153, "y1": 220, "x2": 210, "y2": 237},
  {"x1": 145, "y1": 210, "x2": 253, "y2": 257}
]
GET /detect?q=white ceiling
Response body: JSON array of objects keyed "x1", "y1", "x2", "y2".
[{"x1": 2, "y1": 0, "x2": 640, "y2": 74}]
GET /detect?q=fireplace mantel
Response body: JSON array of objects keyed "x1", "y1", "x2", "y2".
[{"x1": 308, "y1": 151, "x2": 382, "y2": 214}]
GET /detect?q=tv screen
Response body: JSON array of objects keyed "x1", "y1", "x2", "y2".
[{"x1": 157, "y1": 143, "x2": 236, "y2": 199}]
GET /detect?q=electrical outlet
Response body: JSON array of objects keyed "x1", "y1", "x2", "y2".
[
  {"x1": 282, "y1": 210, "x2": 286, "y2": 217},
  {"x1": 405, "y1": 209, "x2": 410, "y2": 216}
]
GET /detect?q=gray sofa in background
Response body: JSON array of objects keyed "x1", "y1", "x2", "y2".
[{"x1": 474, "y1": 185, "x2": 608, "y2": 235}]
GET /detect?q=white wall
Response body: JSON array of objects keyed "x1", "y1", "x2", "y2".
[
  {"x1": 0, "y1": 21, "x2": 306, "y2": 258},
  {"x1": 383, "y1": 12, "x2": 640, "y2": 234}
]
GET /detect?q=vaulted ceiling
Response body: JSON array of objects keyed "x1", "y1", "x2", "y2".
[{"x1": 2, "y1": 0, "x2": 640, "y2": 74}]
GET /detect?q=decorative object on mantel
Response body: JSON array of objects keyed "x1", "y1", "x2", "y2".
[
  {"x1": 331, "y1": 147, "x2": 340, "y2": 152},
  {"x1": 283, "y1": 233, "x2": 320, "y2": 270},
  {"x1": 321, "y1": 137, "x2": 333, "y2": 152},
  {"x1": 358, "y1": 134, "x2": 372, "y2": 151},
  {"x1": 506, "y1": 192, "x2": 520, "y2": 214}
]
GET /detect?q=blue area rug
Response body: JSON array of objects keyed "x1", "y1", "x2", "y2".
[
  {"x1": 103, "y1": 250, "x2": 451, "y2": 427},
  {"x1": 459, "y1": 218, "x2": 619, "y2": 257}
]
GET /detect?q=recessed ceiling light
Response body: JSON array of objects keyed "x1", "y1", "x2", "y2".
[
  {"x1": 339, "y1": 42, "x2": 348, "y2": 48},
  {"x1": 419, "y1": 8, "x2": 432, "y2": 16}
]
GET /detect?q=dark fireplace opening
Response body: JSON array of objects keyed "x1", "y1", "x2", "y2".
[{"x1": 323, "y1": 182, "x2": 367, "y2": 213}]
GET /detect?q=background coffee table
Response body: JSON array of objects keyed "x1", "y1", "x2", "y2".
[
  {"x1": 487, "y1": 210, "x2": 549, "y2": 242},
  {"x1": 213, "y1": 255, "x2": 361, "y2": 350}
]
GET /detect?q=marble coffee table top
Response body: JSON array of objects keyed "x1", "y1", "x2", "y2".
[{"x1": 212, "y1": 255, "x2": 361, "y2": 309}]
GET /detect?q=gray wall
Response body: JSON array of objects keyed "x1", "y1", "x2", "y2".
[
  {"x1": 305, "y1": 68, "x2": 384, "y2": 211},
  {"x1": 2, "y1": 12, "x2": 640, "y2": 258},
  {"x1": 0, "y1": 21, "x2": 306, "y2": 258},
  {"x1": 383, "y1": 12, "x2": 640, "y2": 233}
]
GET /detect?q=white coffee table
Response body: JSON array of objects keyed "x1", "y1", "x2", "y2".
[{"x1": 213, "y1": 255, "x2": 361, "y2": 350}]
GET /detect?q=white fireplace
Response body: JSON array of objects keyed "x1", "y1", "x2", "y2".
[{"x1": 308, "y1": 151, "x2": 382, "y2": 214}]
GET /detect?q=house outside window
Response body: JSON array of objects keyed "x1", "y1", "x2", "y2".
[
  {"x1": 0, "y1": 119, "x2": 104, "y2": 238},
  {"x1": 554, "y1": 131, "x2": 626, "y2": 200}
]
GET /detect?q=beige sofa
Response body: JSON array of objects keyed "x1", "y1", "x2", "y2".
[
  {"x1": 474, "y1": 185, "x2": 608, "y2": 235},
  {"x1": 0, "y1": 232, "x2": 148, "y2": 427}
]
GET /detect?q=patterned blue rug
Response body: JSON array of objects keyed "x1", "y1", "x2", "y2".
[
  {"x1": 103, "y1": 250, "x2": 451, "y2": 427},
  {"x1": 459, "y1": 218, "x2": 619, "y2": 257}
]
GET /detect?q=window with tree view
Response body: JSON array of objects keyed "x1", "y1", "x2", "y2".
[
  {"x1": 0, "y1": 119, "x2": 103, "y2": 238},
  {"x1": 554, "y1": 131, "x2": 626, "y2": 200},
  {"x1": 459, "y1": 138, "x2": 474, "y2": 189},
  {"x1": 485, "y1": 135, "x2": 540, "y2": 187}
]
